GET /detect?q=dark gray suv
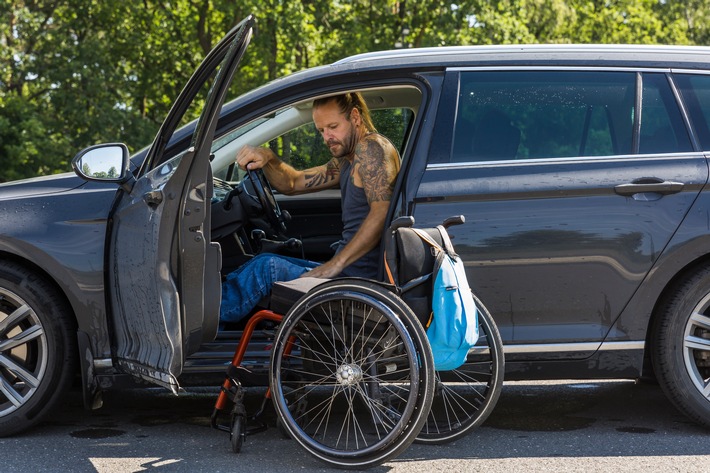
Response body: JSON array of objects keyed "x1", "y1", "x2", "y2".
[{"x1": 3, "y1": 16, "x2": 710, "y2": 436}]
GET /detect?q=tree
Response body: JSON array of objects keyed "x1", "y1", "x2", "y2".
[{"x1": 0, "y1": 0, "x2": 703, "y2": 183}]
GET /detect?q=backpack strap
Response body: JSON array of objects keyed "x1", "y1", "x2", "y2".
[
  {"x1": 436, "y1": 225, "x2": 459, "y2": 259},
  {"x1": 410, "y1": 227, "x2": 448, "y2": 285},
  {"x1": 410, "y1": 227, "x2": 444, "y2": 253}
]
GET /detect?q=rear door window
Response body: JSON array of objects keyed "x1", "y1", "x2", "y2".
[
  {"x1": 451, "y1": 71, "x2": 692, "y2": 163},
  {"x1": 675, "y1": 73, "x2": 710, "y2": 151},
  {"x1": 640, "y1": 74, "x2": 694, "y2": 154}
]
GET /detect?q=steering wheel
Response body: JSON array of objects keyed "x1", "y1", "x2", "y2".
[{"x1": 246, "y1": 168, "x2": 287, "y2": 237}]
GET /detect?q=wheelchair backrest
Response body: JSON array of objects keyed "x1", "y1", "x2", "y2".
[{"x1": 384, "y1": 216, "x2": 464, "y2": 326}]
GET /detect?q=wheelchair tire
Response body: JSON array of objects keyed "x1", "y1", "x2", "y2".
[
  {"x1": 269, "y1": 279, "x2": 435, "y2": 469},
  {"x1": 230, "y1": 414, "x2": 246, "y2": 453},
  {"x1": 416, "y1": 293, "x2": 504, "y2": 444}
]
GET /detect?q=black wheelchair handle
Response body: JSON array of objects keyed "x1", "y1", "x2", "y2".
[
  {"x1": 388, "y1": 216, "x2": 415, "y2": 232},
  {"x1": 443, "y1": 215, "x2": 465, "y2": 228}
]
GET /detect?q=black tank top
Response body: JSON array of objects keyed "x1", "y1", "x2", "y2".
[{"x1": 335, "y1": 160, "x2": 380, "y2": 279}]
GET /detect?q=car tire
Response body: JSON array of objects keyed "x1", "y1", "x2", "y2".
[
  {"x1": 651, "y1": 265, "x2": 710, "y2": 428},
  {"x1": 0, "y1": 261, "x2": 76, "y2": 436}
]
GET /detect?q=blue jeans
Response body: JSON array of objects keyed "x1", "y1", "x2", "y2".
[{"x1": 220, "y1": 253, "x2": 320, "y2": 324}]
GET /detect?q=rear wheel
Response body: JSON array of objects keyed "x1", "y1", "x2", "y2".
[
  {"x1": 0, "y1": 261, "x2": 76, "y2": 436},
  {"x1": 652, "y1": 265, "x2": 710, "y2": 427},
  {"x1": 270, "y1": 280, "x2": 434, "y2": 469},
  {"x1": 416, "y1": 294, "x2": 504, "y2": 444}
]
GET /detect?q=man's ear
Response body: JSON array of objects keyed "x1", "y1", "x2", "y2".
[{"x1": 350, "y1": 107, "x2": 362, "y2": 126}]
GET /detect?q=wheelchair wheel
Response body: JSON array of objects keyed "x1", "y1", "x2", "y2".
[
  {"x1": 270, "y1": 279, "x2": 435, "y2": 469},
  {"x1": 416, "y1": 293, "x2": 504, "y2": 444},
  {"x1": 230, "y1": 414, "x2": 246, "y2": 453}
]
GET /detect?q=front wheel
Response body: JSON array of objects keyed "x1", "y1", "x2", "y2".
[
  {"x1": 230, "y1": 415, "x2": 246, "y2": 453},
  {"x1": 0, "y1": 261, "x2": 76, "y2": 436},
  {"x1": 651, "y1": 265, "x2": 710, "y2": 428}
]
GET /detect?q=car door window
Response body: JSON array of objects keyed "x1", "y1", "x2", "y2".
[
  {"x1": 452, "y1": 71, "x2": 692, "y2": 163},
  {"x1": 639, "y1": 74, "x2": 693, "y2": 154},
  {"x1": 267, "y1": 108, "x2": 414, "y2": 171},
  {"x1": 675, "y1": 73, "x2": 710, "y2": 151}
]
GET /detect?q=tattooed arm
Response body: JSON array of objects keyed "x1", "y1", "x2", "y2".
[
  {"x1": 235, "y1": 145, "x2": 344, "y2": 195},
  {"x1": 306, "y1": 134, "x2": 400, "y2": 279}
]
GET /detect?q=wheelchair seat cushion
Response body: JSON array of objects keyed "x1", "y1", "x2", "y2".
[{"x1": 270, "y1": 277, "x2": 329, "y2": 314}]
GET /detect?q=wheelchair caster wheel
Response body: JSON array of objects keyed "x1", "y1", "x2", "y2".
[{"x1": 230, "y1": 415, "x2": 246, "y2": 453}]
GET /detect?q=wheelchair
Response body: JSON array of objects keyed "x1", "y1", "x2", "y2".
[{"x1": 211, "y1": 215, "x2": 505, "y2": 469}]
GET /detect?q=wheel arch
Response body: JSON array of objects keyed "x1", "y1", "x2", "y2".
[
  {"x1": 606, "y1": 219, "x2": 710, "y2": 380},
  {"x1": 642, "y1": 253, "x2": 710, "y2": 379},
  {"x1": 0, "y1": 245, "x2": 109, "y2": 338},
  {"x1": 0, "y1": 250, "x2": 78, "y2": 329},
  {"x1": 0, "y1": 251, "x2": 80, "y2": 357}
]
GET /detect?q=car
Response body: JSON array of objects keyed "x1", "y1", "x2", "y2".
[{"x1": 4, "y1": 14, "x2": 710, "y2": 438}]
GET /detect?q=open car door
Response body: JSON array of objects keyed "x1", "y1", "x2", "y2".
[{"x1": 106, "y1": 16, "x2": 254, "y2": 392}]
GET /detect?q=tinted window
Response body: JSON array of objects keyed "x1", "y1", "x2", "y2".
[
  {"x1": 452, "y1": 71, "x2": 691, "y2": 163},
  {"x1": 675, "y1": 73, "x2": 710, "y2": 151},
  {"x1": 640, "y1": 74, "x2": 693, "y2": 154},
  {"x1": 270, "y1": 108, "x2": 413, "y2": 171}
]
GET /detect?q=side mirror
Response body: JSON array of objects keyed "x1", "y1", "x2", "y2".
[{"x1": 72, "y1": 143, "x2": 135, "y2": 191}]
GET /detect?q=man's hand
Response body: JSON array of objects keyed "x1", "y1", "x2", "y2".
[
  {"x1": 301, "y1": 259, "x2": 345, "y2": 279},
  {"x1": 236, "y1": 145, "x2": 275, "y2": 171}
]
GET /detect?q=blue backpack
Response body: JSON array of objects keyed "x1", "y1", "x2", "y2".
[{"x1": 410, "y1": 227, "x2": 480, "y2": 371}]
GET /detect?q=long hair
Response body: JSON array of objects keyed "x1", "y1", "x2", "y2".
[{"x1": 313, "y1": 92, "x2": 376, "y2": 133}]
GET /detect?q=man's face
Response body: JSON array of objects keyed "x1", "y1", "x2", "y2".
[{"x1": 312, "y1": 100, "x2": 359, "y2": 158}]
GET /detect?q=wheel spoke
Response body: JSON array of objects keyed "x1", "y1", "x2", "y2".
[
  {"x1": 338, "y1": 386, "x2": 360, "y2": 449},
  {"x1": 690, "y1": 311, "x2": 710, "y2": 331},
  {"x1": 0, "y1": 354, "x2": 39, "y2": 388},
  {"x1": 0, "y1": 376, "x2": 24, "y2": 407},
  {"x1": 0, "y1": 304, "x2": 31, "y2": 336},
  {"x1": 685, "y1": 334, "x2": 710, "y2": 352},
  {"x1": 0, "y1": 324, "x2": 44, "y2": 352},
  {"x1": 303, "y1": 386, "x2": 341, "y2": 439},
  {"x1": 702, "y1": 382, "x2": 710, "y2": 398}
]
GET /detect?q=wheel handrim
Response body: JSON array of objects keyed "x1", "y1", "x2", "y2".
[
  {"x1": 0, "y1": 288, "x2": 48, "y2": 417},
  {"x1": 683, "y1": 292, "x2": 710, "y2": 397}
]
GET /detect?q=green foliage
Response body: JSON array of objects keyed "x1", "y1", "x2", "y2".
[{"x1": 1, "y1": 0, "x2": 708, "y2": 182}]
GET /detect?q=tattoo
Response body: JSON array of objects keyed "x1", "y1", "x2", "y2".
[
  {"x1": 304, "y1": 158, "x2": 342, "y2": 188},
  {"x1": 355, "y1": 138, "x2": 395, "y2": 203}
]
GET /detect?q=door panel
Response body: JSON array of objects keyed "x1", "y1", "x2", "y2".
[
  {"x1": 414, "y1": 156, "x2": 707, "y2": 358},
  {"x1": 108, "y1": 17, "x2": 254, "y2": 390}
]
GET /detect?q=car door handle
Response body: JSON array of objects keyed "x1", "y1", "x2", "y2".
[
  {"x1": 143, "y1": 190, "x2": 164, "y2": 207},
  {"x1": 614, "y1": 178, "x2": 684, "y2": 196}
]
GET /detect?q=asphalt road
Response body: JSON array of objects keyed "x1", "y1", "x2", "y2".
[{"x1": 4, "y1": 379, "x2": 710, "y2": 472}]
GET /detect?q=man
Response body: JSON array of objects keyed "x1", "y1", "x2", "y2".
[{"x1": 220, "y1": 92, "x2": 401, "y2": 324}]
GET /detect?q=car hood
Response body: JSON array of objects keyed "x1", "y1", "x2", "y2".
[{"x1": 0, "y1": 171, "x2": 87, "y2": 199}]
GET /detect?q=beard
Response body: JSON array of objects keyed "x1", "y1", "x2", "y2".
[{"x1": 326, "y1": 123, "x2": 357, "y2": 158}]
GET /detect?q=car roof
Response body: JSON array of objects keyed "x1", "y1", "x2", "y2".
[
  {"x1": 231, "y1": 44, "x2": 710, "y2": 110},
  {"x1": 333, "y1": 44, "x2": 710, "y2": 70}
]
